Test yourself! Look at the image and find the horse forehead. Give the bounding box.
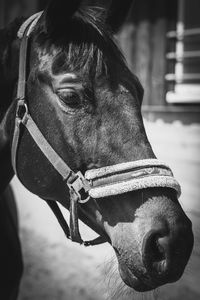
[33,46,133,96]
[35,47,57,72]
[34,47,86,79]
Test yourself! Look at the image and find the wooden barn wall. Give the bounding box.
[117,0,177,106]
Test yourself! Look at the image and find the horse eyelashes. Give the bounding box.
[83,87,94,104]
[57,89,82,108]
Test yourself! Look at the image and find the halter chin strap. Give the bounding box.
[12,14,181,247]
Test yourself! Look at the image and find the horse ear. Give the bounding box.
[44,0,82,34]
[106,0,133,33]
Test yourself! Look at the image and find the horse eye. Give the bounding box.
[57,90,81,107]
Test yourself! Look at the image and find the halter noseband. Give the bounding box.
[12,13,181,246]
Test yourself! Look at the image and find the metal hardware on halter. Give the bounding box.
[65,171,91,204]
[15,99,28,124]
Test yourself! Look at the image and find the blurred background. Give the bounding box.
[1,0,200,299]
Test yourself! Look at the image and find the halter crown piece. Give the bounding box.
[12,13,181,246]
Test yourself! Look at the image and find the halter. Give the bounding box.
[12,13,181,246]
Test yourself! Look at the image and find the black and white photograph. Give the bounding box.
[0,0,199,299]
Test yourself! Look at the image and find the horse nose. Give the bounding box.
[142,218,193,283]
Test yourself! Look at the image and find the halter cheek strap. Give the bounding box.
[12,12,106,246]
[12,13,181,247]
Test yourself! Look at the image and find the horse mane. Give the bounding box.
[0,17,25,71]
[33,7,144,100]
[0,17,26,121]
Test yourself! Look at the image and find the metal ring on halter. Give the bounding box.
[16,99,28,124]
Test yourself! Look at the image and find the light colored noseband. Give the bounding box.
[12,13,181,246]
[86,160,181,198]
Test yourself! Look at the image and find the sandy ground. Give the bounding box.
[11,119,200,300]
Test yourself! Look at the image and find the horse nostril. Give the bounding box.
[142,223,193,284]
[152,236,170,275]
[142,230,170,278]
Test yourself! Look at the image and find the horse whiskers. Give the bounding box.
[108,282,127,300]
[95,243,158,300]
[100,255,150,300]
[100,256,136,300]
[104,261,158,300]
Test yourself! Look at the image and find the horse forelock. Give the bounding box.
[32,6,143,100]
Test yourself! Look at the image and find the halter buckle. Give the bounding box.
[67,171,91,204]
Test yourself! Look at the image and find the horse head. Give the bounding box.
[5,0,193,292]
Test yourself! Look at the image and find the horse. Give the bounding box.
[0,0,194,299]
